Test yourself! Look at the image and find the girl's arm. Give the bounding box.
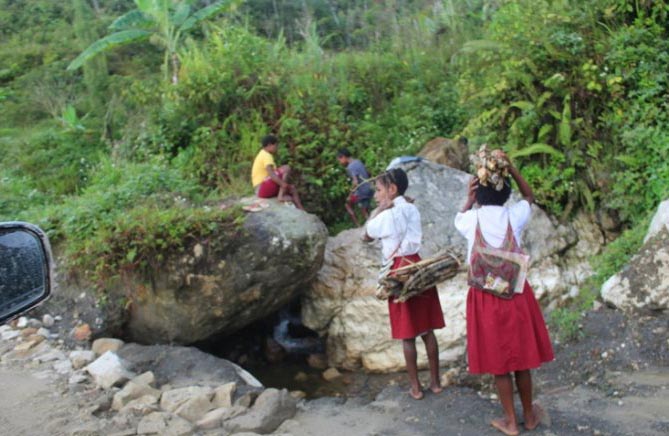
[508,165,534,204]
[461,177,478,212]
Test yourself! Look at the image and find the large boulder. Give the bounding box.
[118,199,328,344]
[601,199,669,311]
[418,137,469,171]
[302,160,601,372]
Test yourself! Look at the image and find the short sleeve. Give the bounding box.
[509,200,531,233]
[263,152,275,169]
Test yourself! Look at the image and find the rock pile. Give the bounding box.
[0,314,300,435]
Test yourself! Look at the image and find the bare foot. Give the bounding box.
[429,383,443,394]
[408,387,424,400]
[524,403,550,430]
[490,417,519,436]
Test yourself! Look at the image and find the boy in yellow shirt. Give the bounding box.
[251,135,304,210]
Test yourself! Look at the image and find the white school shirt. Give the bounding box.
[366,196,422,261]
[454,200,532,264]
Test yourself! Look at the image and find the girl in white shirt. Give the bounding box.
[455,150,553,436]
[366,168,445,400]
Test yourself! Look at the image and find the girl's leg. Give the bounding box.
[402,338,423,399]
[515,370,542,430]
[420,330,442,393]
[491,373,519,436]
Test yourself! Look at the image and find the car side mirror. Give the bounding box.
[0,222,53,324]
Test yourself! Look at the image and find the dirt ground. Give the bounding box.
[0,306,667,436]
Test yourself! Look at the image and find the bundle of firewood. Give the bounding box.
[377,249,463,302]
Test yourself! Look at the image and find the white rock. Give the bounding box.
[212,382,237,408]
[85,351,135,389]
[34,349,67,363]
[160,386,213,415]
[644,199,669,243]
[1,330,20,341]
[16,317,29,328]
[42,314,55,327]
[196,406,245,430]
[69,372,89,384]
[137,412,193,435]
[112,380,161,411]
[92,338,125,356]
[131,371,156,387]
[173,395,214,422]
[36,327,50,338]
[224,388,297,434]
[0,325,12,334]
[54,359,73,375]
[119,394,159,416]
[69,350,97,369]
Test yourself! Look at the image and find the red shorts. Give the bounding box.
[257,168,285,198]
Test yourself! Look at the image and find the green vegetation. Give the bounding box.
[1,1,668,301]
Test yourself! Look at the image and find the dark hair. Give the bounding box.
[261,135,278,148]
[378,168,409,196]
[337,148,351,158]
[475,178,511,206]
[458,136,468,146]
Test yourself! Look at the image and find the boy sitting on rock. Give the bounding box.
[251,135,304,210]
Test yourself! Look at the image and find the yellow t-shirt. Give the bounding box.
[251,149,276,187]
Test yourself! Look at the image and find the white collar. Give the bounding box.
[393,196,407,206]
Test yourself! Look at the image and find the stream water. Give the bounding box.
[195,299,405,399]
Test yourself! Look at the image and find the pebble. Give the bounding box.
[37,328,51,338]
[16,317,29,328]
[601,351,608,359]
[42,314,55,327]
[322,367,342,382]
[1,330,20,341]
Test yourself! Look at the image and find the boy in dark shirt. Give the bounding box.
[337,148,374,226]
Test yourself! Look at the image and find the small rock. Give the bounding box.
[71,324,92,341]
[1,330,20,341]
[112,380,161,411]
[34,349,67,363]
[36,327,50,338]
[131,371,156,387]
[306,353,328,370]
[42,314,55,327]
[294,372,308,383]
[601,351,608,359]
[160,386,213,419]
[70,350,97,369]
[195,406,245,430]
[322,367,341,382]
[86,351,135,389]
[54,315,63,322]
[14,339,41,352]
[92,338,125,356]
[21,327,38,337]
[16,317,29,328]
[69,372,89,385]
[234,391,259,408]
[225,388,297,434]
[27,318,42,328]
[54,359,74,375]
[119,394,160,416]
[440,368,460,387]
[290,390,307,400]
[137,412,193,435]
[212,382,236,408]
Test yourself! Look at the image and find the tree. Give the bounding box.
[67,0,240,83]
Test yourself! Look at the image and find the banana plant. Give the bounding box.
[67,0,241,84]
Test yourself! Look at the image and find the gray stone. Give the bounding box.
[160,386,213,415]
[16,317,28,328]
[196,406,245,430]
[69,371,89,385]
[119,394,159,416]
[225,388,297,434]
[118,199,328,344]
[1,330,20,341]
[137,412,193,435]
[42,314,55,327]
[86,351,135,389]
[69,350,97,369]
[54,359,73,374]
[113,380,161,411]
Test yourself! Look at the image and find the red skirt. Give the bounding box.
[388,254,446,339]
[466,281,554,375]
